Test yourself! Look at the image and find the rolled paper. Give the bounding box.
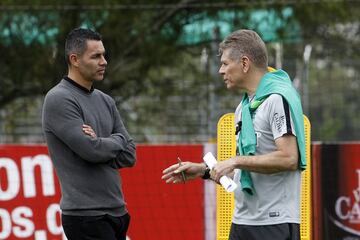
[203,152,237,193]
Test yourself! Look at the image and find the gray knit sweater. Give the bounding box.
[42,78,136,216]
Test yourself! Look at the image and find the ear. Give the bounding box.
[69,53,80,67]
[240,56,251,73]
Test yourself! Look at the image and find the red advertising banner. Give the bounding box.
[122,144,205,240]
[314,143,360,239]
[0,145,63,240]
[0,144,204,240]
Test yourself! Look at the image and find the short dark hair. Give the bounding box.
[219,29,268,69]
[65,28,102,65]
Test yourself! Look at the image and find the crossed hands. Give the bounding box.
[82,124,97,138]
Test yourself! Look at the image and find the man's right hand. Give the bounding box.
[161,162,206,184]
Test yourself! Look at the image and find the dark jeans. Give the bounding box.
[62,213,130,240]
[229,223,300,240]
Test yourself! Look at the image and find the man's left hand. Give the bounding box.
[82,124,97,138]
[211,158,236,182]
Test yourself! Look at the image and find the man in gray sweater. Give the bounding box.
[42,28,136,240]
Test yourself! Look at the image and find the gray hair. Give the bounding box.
[219,29,268,69]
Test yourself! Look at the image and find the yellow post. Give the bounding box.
[216,113,236,240]
[216,113,312,240]
[300,115,312,240]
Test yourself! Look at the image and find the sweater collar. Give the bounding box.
[64,76,94,93]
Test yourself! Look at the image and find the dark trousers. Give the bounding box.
[229,223,300,240]
[62,213,130,240]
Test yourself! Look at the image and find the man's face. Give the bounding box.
[218,48,244,90]
[77,40,107,82]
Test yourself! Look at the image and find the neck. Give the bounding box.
[244,68,267,95]
[68,70,93,90]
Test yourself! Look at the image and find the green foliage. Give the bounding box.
[0,0,359,142]
[0,2,186,106]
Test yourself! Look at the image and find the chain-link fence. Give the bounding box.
[0,37,359,144]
